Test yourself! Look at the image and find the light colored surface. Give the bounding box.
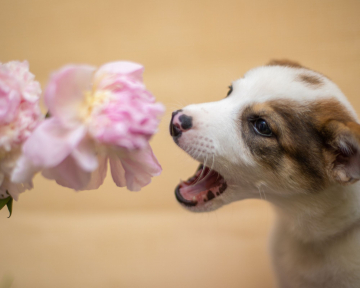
[1,203,274,288]
[0,0,360,287]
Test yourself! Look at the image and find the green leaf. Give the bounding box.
[0,195,13,218]
[6,197,13,218]
[0,197,10,210]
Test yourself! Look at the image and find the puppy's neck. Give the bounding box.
[268,183,360,243]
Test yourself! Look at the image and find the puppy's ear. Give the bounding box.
[267,59,303,68]
[324,121,360,184]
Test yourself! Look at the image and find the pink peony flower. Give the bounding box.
[0,61,43,200]
[12,61,165,191]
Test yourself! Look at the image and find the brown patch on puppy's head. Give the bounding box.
[240,98,359,193]
[298,74,324,88]
[267,59,303,68]
[267,59,329,81]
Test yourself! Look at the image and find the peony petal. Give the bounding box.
[132,143,162,176]
[0,180,33,201]
[120,144,162,191]
[109,156,126,187]
[0,89,21,124]
[71,137,98,172]
[120,159,150,191]
[42,155,91,190]
[85,156,108,190]
[45,64,95,126]
[22,118,86,167]
[11,154,41,184]
[95,61,144,83]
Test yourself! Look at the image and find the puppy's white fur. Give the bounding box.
[174,62,360,287]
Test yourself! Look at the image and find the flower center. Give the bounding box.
[80,90,112,122]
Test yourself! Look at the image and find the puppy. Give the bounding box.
[170,60,360,288]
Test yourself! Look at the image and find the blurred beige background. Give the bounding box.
[1,0,360,287]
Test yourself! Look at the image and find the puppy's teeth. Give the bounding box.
[192,196,196,201]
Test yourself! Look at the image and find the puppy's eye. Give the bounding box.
[253,119,272,136]
[226,85,233,97]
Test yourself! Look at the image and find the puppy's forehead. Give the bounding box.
[232,65,356,118]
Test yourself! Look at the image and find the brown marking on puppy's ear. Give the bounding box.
[267,59,303,68]
[323,121,360,184]
[298,74,323,87]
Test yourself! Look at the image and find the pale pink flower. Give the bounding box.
[0,61,42,200]
[12,61,164,191]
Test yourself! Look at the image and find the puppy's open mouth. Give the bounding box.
[175,165,227,207]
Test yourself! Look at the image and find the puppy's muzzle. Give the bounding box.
[169,110,193,139]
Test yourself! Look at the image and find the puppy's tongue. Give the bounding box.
[175,165,227,206]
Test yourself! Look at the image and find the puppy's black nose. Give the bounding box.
[179,114,192,130]
[170,110,193,138]
[170,110,182,137]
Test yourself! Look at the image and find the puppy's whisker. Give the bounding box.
[210,154,215,172]
[166,101,187,111]
[192,154,218,186]
[190,155,208,186]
